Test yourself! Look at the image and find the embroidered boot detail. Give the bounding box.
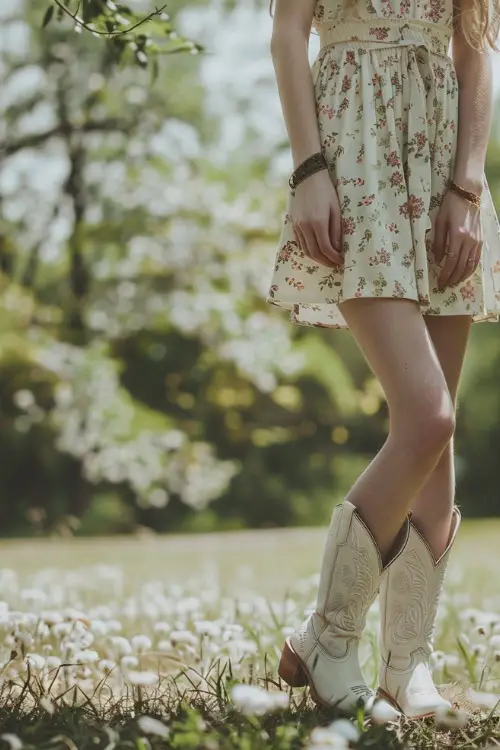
[378,507,461,718]
[278,500,409,716]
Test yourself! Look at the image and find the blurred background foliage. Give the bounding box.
[1,0,500,538]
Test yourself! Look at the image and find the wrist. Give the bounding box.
[452,169,485,196]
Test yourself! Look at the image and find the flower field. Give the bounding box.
[1,522,500,749]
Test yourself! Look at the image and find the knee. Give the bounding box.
[395,392,455,459]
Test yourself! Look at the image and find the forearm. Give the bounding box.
[452,46,493,194]
[270,32,322,169]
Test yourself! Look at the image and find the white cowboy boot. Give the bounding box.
[278,500,409,715]
[378,507,461,718]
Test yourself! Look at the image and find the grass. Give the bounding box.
[0,519,500,749]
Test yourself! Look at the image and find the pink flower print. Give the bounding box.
[318,103,335,120]
[394,280,406,297]
[268,284,278,298]
[355,177,365,186]
[371,72,383,88]
[388,222,398,232]
[278,241,296,263]
[369,247,391,266]
[386,151,400,167]
[345,50,356,66]
[358,194,376,207]
[415,131,427,151]
[338,97,350,115]
[434,66,445,85]
[369,26,390,41]
[400,194,425,220]
[342,216,356,235]
[285,277,305,291]
[341,75,352,93]
[356,145,365,164]
[390,172,404,187]
[460,281,476,300]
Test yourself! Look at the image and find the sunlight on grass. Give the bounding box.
[0,520,499,748]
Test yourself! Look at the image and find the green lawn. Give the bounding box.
[1,519,500,750]
[1,517,499,597]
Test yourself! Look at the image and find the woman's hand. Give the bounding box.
[292,170,344,269]
[433,189,483,290]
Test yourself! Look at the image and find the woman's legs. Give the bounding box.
[338,298,456,560]
[410,315,472,558]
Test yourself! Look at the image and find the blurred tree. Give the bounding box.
[1,0,499,536]
[0,0,364,535]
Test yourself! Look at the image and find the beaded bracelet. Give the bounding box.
[448,179,482,209]
[289,152,328,192]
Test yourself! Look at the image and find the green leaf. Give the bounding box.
[42,5,55,27]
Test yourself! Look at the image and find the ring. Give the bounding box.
[445,253,458,259]
[466,258,475,264]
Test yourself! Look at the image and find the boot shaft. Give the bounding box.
[379,507,461,666]
[317,501,409,638]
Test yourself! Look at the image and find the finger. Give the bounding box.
[438,233,462,290]
[293,224,311,257]
[433,214,448,264]
[329,205,343,253]
[447,239,471,287]
[303,224,338,268]
[314,221,343,267]
[459,242,482,283]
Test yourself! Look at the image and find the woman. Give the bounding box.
[267,0,500,719]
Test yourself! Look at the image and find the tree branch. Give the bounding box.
[52,1,168,37]
[1,118,135,157]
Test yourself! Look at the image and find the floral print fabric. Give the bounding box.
[266,0,500,329]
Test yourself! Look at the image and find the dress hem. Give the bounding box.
[266,294,500,330]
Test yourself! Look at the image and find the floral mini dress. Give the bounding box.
[266,0,500,328]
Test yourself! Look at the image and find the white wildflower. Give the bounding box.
[468,689,500,710]
[231,684,288,716]
[170,630,198,647]
[434,705,469,730]
[137,716,170,739]
[327,718,361,741]
[125,670,159,686]
[0,735,23,750]
[99,659,117,673]
[74,649,99,663]
[39,696,55,715]
[193,620,221,637]
[131,635,152,652]
[110,636,132,656]
[308,726,348,749]
[25,654,45,670]
[121,655,139,669]
[45,656,62,670]
[153,621,171,634]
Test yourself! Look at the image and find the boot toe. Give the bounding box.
[401,689,452,719]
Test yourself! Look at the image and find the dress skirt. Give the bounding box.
[266,19,500,329]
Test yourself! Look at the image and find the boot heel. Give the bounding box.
[278,640,307,688]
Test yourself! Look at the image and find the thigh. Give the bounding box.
[339,298,450,419]
[423,315,472,405]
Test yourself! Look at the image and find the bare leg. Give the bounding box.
[339,298,455,561]
[410,315,472,559]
